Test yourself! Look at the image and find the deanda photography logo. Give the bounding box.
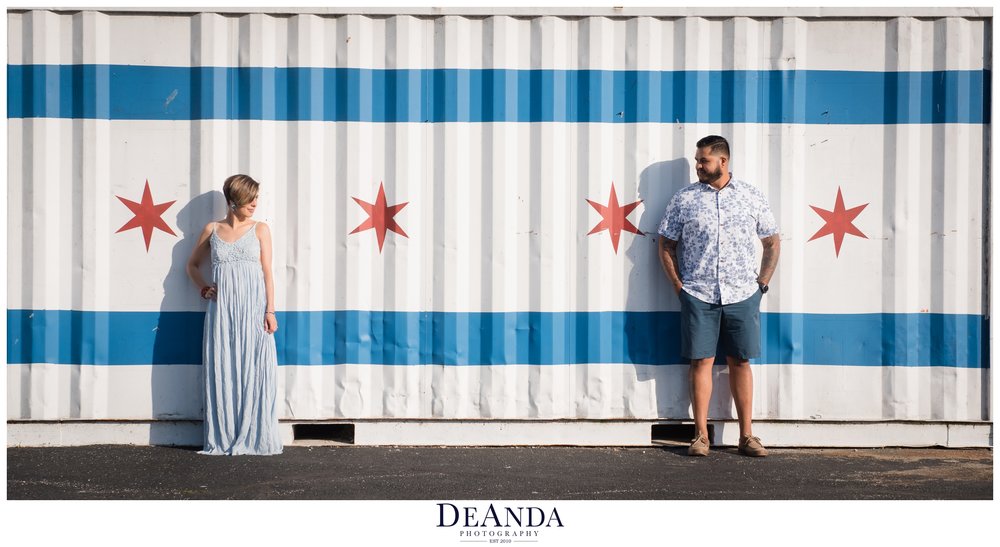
[436,502,565,543]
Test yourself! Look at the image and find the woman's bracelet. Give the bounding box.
[265,311,276,316]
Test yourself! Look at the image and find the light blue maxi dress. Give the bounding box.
[199,222,283,456]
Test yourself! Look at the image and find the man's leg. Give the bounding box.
[690,357,715,441]
[720,290,768,456]
[726,356,753,438]
[679,290,720,454]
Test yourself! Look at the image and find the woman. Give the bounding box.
[186,174,283,455]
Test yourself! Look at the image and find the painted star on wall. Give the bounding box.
[350,181,409,252]
[808,186,868,257]
[586,182,643,254]
[115,180,177,251]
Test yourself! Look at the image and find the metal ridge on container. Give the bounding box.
[5,6,994,17]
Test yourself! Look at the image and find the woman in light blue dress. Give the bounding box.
[186,174,283,455]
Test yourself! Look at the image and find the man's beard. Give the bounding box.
[697,166,723,184]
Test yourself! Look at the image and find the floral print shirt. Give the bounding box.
[657,176,779,305]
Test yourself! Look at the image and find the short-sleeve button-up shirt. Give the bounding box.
[657,175,779,305]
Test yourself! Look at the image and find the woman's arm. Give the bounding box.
[257,222,278,334]
[187,223,216,299]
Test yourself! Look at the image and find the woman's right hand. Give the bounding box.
[201,284,218,301]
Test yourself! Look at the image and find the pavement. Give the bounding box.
[6,443,993,500]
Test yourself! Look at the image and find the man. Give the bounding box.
[657,135,780,457]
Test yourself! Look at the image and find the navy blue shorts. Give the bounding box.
[679,288,762,360]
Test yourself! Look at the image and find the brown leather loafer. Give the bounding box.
[738,435,769,457]
[688,433,710,456]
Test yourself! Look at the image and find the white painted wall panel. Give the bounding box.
[7,364,990,422]
[7,13,987,72]
[6,120,986,315]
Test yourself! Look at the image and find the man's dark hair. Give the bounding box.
[696,135,730,158]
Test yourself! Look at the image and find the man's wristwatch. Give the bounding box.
[758,282,769,294]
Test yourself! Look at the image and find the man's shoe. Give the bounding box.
[687,433,710,456]
[738,435,769,457]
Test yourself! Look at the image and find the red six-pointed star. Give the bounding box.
[586,182,643,254]
[350,181,409,252]
[115,180,177,251]
[808,186,868,257]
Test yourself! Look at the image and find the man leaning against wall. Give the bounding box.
[657,135,781,457]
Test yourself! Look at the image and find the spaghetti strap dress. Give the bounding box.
[199,222,283,455]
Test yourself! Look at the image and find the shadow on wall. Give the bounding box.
[624,158,690,419]
[150,191,225,439]
[625,157,745,422]
[148,421,203,447]
[625,157,740,421]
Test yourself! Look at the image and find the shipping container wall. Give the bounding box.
[7,11,990,424]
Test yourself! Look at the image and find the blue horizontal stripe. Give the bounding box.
[7,65,989,124]
[6,309,987,368]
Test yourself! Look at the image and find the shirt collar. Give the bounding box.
[699,173,739,192]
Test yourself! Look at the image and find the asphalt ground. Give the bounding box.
[6,444,993,500]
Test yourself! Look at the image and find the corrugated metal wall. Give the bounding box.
[7,10,990,426]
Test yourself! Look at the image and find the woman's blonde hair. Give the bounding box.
[222,174,260,208]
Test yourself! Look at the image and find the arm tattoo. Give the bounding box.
[658,236,683,291]
[758,234,780,285]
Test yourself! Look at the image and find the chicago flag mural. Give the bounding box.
[7,11,989,438]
